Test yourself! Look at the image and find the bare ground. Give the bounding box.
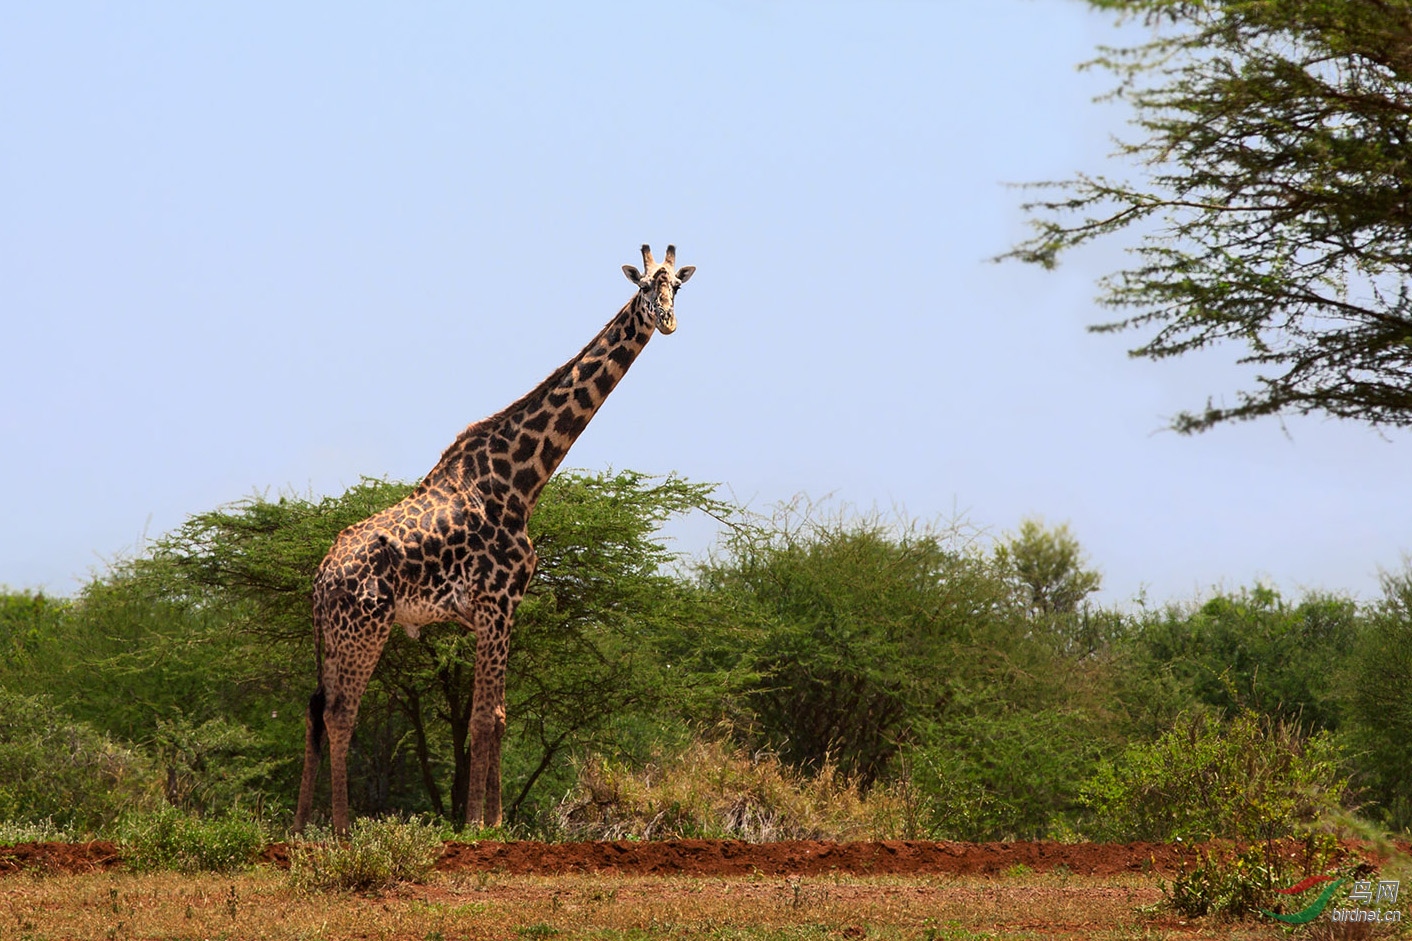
[2,841,1408,940]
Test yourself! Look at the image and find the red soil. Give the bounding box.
[0,841,120,875]
[432,839,1191,877]
[8,837,1407,878]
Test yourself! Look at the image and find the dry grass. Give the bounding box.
[0,866,1333,940]
[554,738,911,842]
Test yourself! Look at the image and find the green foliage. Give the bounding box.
[1009,0,1412,431]
[0,590,68,690]
[6,471,1407,844]
[703,503,1034,787]
[919,705,1109,840]
[0,688,151,832]
[1164,832,1345,922]
[699,501,1119,840]
[116,805,267,872]
[996,518,1102,617]
[1344,563,1412,830]
[288,816,443,893]
[153,714,282,814]
[0,564,299,822]
[1116,586,1357,736]
[1083,710,1348,842]
[58,567,308,818]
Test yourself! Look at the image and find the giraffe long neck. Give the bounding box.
[428,295,656,513]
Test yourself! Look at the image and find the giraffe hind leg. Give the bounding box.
[483,728,504,827]
[320,643,387,837]
[326,705,353,837]
[293,686,327,833]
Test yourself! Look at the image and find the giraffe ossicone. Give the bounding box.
[293,244,695,835]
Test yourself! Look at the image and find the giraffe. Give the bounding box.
[292,244,695,835]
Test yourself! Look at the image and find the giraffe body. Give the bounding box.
[293,245,694,834]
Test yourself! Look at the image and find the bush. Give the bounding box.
[288,816,444,893]
[1159,832,1382,925]
[702,504,1034,788]
[117,805,267,872]
[1345,564,1412,832]
[1164,834,1343,922]
[152,714,281,816]
[1082,710,1348,843]
[1166,845,1281,921]
[1116,587,1358,737]
[0,689,150,832]
[914,705,1106,841]
[0,817,76,846]
[553,737,908,841]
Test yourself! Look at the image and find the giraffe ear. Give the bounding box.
[676,266,695,284]
[622,265,644,285]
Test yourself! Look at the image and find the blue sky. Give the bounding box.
[3,1,1408,605]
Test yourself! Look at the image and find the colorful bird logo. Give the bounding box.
[1261,875,1343,925]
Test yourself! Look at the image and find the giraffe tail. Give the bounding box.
[309,598,327,751]
[307,685,327,752]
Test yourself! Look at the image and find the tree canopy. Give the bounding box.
[6,476,1412,834]
[1008,0,1412,432]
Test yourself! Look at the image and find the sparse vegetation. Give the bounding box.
[0,816,75,845]
[116,805,267,873]
[0,866,1300,940]
[287,816,444,893]
[553,737,907,841]
[1163,834,1344,922]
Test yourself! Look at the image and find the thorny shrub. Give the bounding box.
[117,805,267,873]
[288,816,444,893]
[553,737,909,841]
[1162,832,1381,924]
[1082,709,1347,843]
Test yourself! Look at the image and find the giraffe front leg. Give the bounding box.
[464,615,509,829]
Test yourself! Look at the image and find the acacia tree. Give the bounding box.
[997,518,1102,617]
[1346,565,1412,829]
[105,470,729,824]
[1008,0,1412,432]
[701,503,1036,787]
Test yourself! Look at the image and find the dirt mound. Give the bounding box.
[432,839,1191,877]
[0,841,120,875]
[10,838,1409,878]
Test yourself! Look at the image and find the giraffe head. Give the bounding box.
[622,244,695,335]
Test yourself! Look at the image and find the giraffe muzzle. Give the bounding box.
[649,296,677,335]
